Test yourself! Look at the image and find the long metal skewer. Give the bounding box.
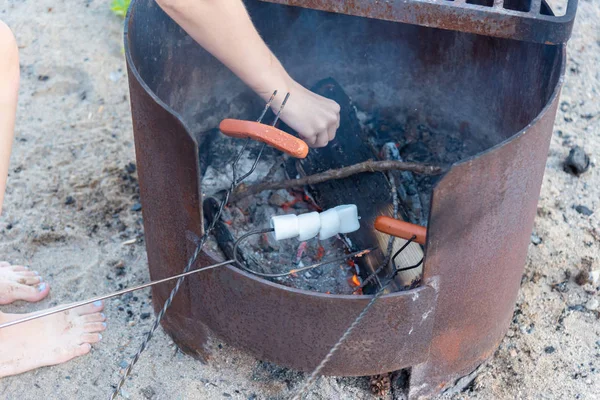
[0,245,375,331]
[0,260,235,330]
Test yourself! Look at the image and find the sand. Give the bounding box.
[1,0,599,399]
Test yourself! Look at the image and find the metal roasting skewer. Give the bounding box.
[0,247,375,331]
[0,260,235,330]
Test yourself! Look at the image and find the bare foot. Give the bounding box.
[0,300,106,377]
[0,261,49,304]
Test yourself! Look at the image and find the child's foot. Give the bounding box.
[0,300,107,377]
[0,261,49,304]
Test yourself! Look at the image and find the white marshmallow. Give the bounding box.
[319,208,341,240]
[334,205,360,233]
[297,211,321,241]
[270,214,299,241]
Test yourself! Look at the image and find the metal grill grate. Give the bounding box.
[260,0,577,44]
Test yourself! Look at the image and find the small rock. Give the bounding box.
[575,270,591,286]
[109,70,122,82]
[38,75,50,81]
[585,298,599,311]
[125,162,137,174]
[551,280,569,293]
[131,202,142,212]
[575,205,593,216]
[223,394,232,398]
[531,233,542,245]
[544,346,556,354]
[65,196,75,205]
[140,386,156,399]
[509,349,518,358]
[140,312,151,320]
[119,360,129,369]
[590,270,600,287]
[563,146,590,176]
[120,389,130,399]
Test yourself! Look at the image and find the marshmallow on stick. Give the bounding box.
[270,205,360,242]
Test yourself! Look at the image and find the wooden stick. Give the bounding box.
[231,159,445,201]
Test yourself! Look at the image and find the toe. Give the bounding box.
[77,343,92,356]
[84,322,107,333]
[0,282,49,304]
[0,261,10,267]
[82,313,106,323]
[81,332,103,344]
[10,265,28,272]
[75,300,104,316]
[18,271,38,277]
[18,276,42,285]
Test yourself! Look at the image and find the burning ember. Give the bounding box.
[199,78,462,295]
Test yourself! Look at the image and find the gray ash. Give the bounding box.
[200,131,360,295]
[200,105,473,294]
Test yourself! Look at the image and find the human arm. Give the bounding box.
[154,0,340,147]
[0,21,20,214]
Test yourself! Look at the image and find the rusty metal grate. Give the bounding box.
[260,0,578,44]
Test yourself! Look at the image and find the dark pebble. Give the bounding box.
[563,146,590,176]
[544,346,556,354]
[575,205,593,216]
[65,196,75,205]
[125,162,137,174]
[140,312,151,320]
[531,233,542,245]
[568,304,586,312]
[131,203,142,212]
[223,394,232,398]
[38,75,50,81]
[248,395,257,400]
[575,270,590,286]
[551,280,569,293]
[141,386,156,399]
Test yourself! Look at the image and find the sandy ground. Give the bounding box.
[1,0,599,399]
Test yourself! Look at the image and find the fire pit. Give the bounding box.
[125,0,570,397]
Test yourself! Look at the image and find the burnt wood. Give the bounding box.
[285,78,402,292]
